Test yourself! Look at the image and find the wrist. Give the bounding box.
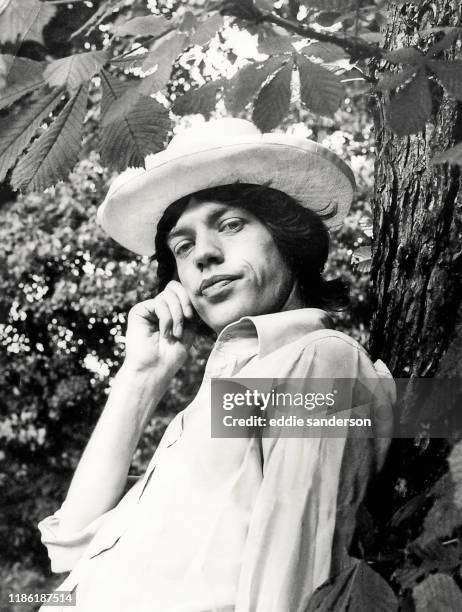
[106,364,173,424]
[120,359,174,381]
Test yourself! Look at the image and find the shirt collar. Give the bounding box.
[215,308,333,358]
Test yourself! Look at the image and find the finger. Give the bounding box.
[166,280,194,319]
[128,298,159,324]
[152,297,172,338]
[127,300,161,340]
[162,289,185,339]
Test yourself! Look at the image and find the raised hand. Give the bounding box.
[123,280,197,376]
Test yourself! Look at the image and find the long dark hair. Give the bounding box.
[153,183,349,316]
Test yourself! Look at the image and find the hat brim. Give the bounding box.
[97,133,355,256]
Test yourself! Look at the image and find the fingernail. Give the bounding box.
[175,323,182,338]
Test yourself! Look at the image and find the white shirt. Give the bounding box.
[38,308,395,612]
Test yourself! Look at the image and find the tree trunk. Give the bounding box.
[361,0,462,569]
[369,0,462,379]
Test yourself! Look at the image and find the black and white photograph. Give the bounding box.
[1,1,462,611]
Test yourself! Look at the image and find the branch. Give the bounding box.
[70,0,126,40]
[110,40,152,63]
[343,65,377,85]
[260,10,383,61]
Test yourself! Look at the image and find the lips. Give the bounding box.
[199,274,239,295]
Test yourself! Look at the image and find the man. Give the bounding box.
[38,118,394,611]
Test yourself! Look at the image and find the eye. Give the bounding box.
[173,240,193,257]
[219,218,245,233]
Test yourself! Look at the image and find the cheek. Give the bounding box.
[244,233,287,278]
[235,228,274,261]
[175,262,195,295]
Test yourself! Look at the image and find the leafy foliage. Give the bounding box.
[113,14,171,38]
[392,540,460,591]
[183,13,224,46]
[298,0,353,10]
[139,32,188,90]
[413,474,462,546]
[0,55,44,110]
[429,60,462,101]
[375,67,417,93]
[385,47,425,65]
[297,53,344,116]
[43,51,108,93]
[351,245,372,273]
[0,88,64,183]
[305,559,398,611]
[387,71,432,137]
[224,56,287,113]
[252,59,293,130]
[257,26,295,55]
[11,84,89,191]
[302,41,348,63]
[99,70,170,170]
[0,0,461,192]
[172,78,224,119]
[413,573,462,611]
[449,441,462,509]
[0,0,56,46]
[433,142,462,166]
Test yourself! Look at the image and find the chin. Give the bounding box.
[205,301,261,333]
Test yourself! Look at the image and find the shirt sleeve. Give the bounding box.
[234,335,394,612]
[37,474,142,573]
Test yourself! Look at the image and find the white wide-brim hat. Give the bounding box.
[97,118,355,256]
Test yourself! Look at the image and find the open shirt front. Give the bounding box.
[38,308,395,612]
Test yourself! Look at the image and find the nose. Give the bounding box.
[193,231,224,271]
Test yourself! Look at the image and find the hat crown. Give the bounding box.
[167,118,261,154]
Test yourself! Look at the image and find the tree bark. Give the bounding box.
[369,0,462,380]
[361,0,462,571]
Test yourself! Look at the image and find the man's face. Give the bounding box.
[166,198,295,333]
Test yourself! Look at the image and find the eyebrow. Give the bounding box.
[167,204,242,242]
